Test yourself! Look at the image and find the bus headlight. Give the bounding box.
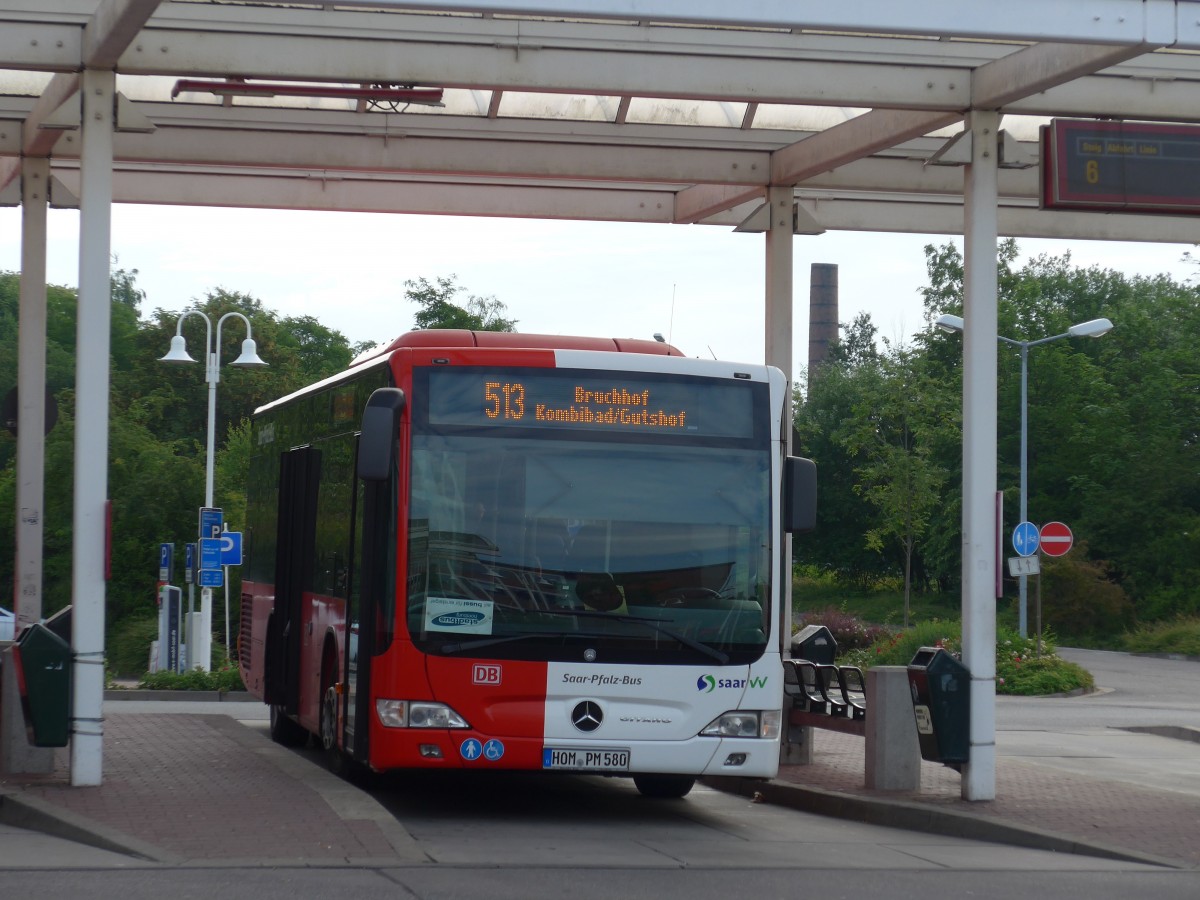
[700,710,781,739]
[376,699,470,729]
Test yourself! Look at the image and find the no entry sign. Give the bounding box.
[1039,521,1074,557]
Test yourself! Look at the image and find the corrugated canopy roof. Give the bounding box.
[4,1,1200,241]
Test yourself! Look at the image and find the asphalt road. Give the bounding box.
[995,647,1200,796]
[5,649,1197,898]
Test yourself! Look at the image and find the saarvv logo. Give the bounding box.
[697,674,769,691]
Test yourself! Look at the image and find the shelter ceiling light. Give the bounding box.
[171,79,445,107]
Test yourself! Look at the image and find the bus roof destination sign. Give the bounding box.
[1041,119,1200,215]
[425,368,760,440]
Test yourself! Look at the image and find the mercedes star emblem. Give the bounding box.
[571,700,603,732]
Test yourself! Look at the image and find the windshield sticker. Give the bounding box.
[425,597,495,634]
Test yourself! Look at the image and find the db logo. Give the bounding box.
[472,664,502,685]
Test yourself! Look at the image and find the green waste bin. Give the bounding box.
[790,624,837,664]
[15,622,72,747]
[906,646,970,768]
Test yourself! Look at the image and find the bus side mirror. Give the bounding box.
[783,456,817,533]
[357,388,406,482]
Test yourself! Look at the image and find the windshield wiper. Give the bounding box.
[440,633,560,655]
[441,608,728,665]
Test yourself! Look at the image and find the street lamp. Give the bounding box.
[935,313,1112,637]
[160,310,267,670]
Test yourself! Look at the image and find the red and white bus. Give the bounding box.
[239,330,815,797]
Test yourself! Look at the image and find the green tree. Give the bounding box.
[794,314,894,587]
[919,239,1200,628]
[406,275,517,332]
[838,343,955,626]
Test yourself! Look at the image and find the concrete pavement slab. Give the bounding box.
[0,822,147,869]
[1,713,427,866]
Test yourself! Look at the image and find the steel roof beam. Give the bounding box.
[0,1,161,192]
[42,161,1200,243]
[971,41,1166,108]
[770,109,961,186]
[47,125,770,186]
[51,167,681,222]
[87,0,163,69]
[333,0,1179,45]
[122,30,971,109]
[51,7,1189,115]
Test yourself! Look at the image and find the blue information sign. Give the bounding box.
[198,568,224,588]
[219,532,243,566]
[200,537,223,570]
[158,542,173,583]
[199,507,223,540]
[1012,521,1040,557]
[184,543,195,584]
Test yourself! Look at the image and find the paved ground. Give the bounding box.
[0,712,423,867]
[1,653,1198,870]
[740,726,1200,868]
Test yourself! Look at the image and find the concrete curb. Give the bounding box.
[1133,652,1200,663]
[1120,724,1200,744]
[1,716,429,867]
[103,690,256,702]
[703,776,1183,870]
[0,789,176,864]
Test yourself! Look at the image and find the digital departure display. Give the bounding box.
[425,368,758,439]
[1041,119,1200,215]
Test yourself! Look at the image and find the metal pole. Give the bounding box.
[1018,343,1029,638]
[961,109,999,802]
[16,157,49,633]
[1035,573,1043,659]
[764,185,794,657]
[196,337,219,672]
[70,68,115,787]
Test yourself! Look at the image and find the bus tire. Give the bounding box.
[321,684,342,769]
[269,704,307,747]
[632,774,696,799]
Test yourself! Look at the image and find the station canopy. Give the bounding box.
[4,1,1200,241]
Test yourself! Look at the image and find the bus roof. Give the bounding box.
[350,329,682,367]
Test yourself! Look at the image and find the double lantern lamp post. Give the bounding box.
[160,310,267,671]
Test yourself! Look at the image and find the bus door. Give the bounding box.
[265,445,321,716]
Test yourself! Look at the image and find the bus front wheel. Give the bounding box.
[269,704,307,747]
[633,774,696,799]
[320,683,349,777]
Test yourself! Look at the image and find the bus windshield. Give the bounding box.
[406,369,772,665]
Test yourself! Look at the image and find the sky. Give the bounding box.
[1,203,1196,380]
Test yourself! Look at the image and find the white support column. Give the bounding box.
[16,157,49,632]
[70,68,116,787]
[764,186,794,385]
[960,110,999,802]
[2,157,57,776]
[765,186,794,663]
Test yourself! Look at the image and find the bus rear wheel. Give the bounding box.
[633,774,696,799]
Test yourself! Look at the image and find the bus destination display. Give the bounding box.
[426,368,757,439]
[1041,119,1200,215]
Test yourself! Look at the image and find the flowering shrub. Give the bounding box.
[844,621,1093,696]
[794,606,892,652]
